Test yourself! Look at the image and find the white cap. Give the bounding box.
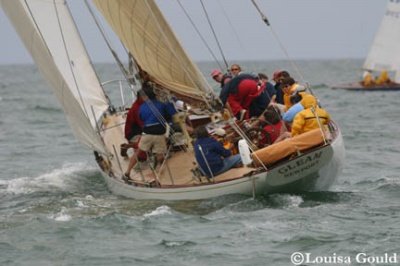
[214,128,226,136]
[175,100,185,110]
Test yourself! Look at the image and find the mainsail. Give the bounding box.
[92,0,214,102]
[1,0,109,153]
[363,0,400,83]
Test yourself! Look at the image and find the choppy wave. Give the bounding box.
[143,205,172,217]
[48,207,72,222]
[0,162,97,195]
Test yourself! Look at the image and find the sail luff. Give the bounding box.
[1,0,109,153]
[91,0,215,102]
[363,0,400,83]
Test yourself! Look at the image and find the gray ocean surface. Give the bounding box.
[0,60,399,266]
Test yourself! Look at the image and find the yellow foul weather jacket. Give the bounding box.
[291,94,330,137]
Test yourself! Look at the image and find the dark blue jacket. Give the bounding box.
[274,82,284,104]
[249,82,277,117]
[194,137,231,177]
[140,99,177,134]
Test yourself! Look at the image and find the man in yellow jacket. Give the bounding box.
[375,70,390,85]
[281,76,304,111]
[291,94,330,137]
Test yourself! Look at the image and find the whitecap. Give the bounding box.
[76,200,87,208]
[287,195,304,207]
[3,162,96,195]
[143,205,171,217]
[48,207,72,222]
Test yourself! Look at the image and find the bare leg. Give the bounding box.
[124,151,138,178]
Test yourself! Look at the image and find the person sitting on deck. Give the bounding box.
[375,70,391,85]
[291,93,330,137]
[280,76,304,111]
[282,89,310,127]
[362,70,375,86]
[194,125,242,179]
[124,85,177,180]
[259,106,290,146]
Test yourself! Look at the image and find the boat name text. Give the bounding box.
[278,152,322,178]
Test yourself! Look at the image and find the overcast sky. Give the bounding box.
[0,0,387,65]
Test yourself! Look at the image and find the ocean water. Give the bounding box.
[1,60,400,266]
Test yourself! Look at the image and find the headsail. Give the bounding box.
[1,0,109,153]
[91,0,214,102]
[363,0,400,83]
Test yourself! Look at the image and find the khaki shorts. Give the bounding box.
[139,134,167,154]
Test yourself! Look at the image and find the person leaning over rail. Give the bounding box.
[291,93,330,137]
[194,125,242,180]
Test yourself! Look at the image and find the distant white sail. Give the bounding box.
[363,0,400,83]
[1,0,109,153]
[92,0,214,102]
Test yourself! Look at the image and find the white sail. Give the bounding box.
[91,0,214,102]
[0,0,109,153]
[363,0,400,83]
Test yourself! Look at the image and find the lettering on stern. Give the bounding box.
[277,151,322,178]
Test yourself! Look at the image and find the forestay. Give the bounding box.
[92,0,214,102]
[363,0,400,83]
[0,0,109,154]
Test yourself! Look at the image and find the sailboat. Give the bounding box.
[332,0,400,91]
[1,0,345,200]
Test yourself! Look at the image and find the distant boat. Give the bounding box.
[1,0,344,200]
[332,0,400,91]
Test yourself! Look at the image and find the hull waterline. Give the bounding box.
[100,130,344,201]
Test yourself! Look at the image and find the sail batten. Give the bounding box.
[363,0,400,83]
[1,0,109,153]
[92,0,214,102]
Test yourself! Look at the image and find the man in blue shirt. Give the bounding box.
[194,126,242,179]
[124,86,177,180]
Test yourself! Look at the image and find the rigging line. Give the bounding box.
[250,0,315,96]
[143,1,217,108]
[229,120,268,171]
[176,0,224,70]
[199,0,229,70]
[215,0,246,52]
[84,0,135,88]
[141,93,186,152]
[52,0,91,119]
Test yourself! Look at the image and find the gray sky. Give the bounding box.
[0,0,387,65]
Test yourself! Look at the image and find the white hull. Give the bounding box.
[100,130,344,201]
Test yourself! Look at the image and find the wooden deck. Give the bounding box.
[100,113,256,187]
